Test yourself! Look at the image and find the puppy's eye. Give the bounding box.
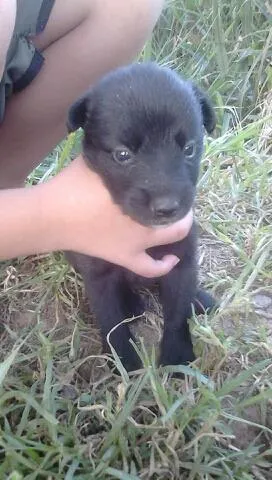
[113,147,134,164]
[184,141,196,158]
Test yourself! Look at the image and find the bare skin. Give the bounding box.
[0,0,164,187]
[0,155,193,277]
[0,0,194,277]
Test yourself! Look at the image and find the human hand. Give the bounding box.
[41,155,194,277]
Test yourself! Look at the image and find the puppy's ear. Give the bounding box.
[67,93,91,133]
[191,84,216,134]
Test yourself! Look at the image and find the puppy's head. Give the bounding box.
[68,63,215,227]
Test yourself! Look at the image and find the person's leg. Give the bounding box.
[0,0,164,188]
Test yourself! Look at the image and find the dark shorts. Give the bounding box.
[0,0,55,123]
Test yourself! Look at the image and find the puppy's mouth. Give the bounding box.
[150,213,185,228]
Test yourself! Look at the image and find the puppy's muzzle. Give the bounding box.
[125,183,194,227]
[150,195,180,220]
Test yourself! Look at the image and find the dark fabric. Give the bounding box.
[0,0,55,123]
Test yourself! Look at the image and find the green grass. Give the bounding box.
[1,0,272,478]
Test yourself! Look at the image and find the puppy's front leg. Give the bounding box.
[159,253,197,367]
[85,267,142,372]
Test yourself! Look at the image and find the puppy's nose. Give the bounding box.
[150,196,180,218]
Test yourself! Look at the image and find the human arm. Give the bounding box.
[0,155,193,277]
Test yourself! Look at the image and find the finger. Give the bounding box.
[128,253,180,278]
[147,209,194,248]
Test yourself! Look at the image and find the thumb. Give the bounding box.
[128,253,180,278]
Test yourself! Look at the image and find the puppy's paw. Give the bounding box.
[159,330,195,367]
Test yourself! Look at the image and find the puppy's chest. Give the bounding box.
[88,224,197,291]
[125,231,196,288]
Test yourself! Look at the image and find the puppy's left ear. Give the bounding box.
[191,84,216,134]
[67,93,91,133]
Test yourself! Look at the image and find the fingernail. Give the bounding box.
[172,257,180,267]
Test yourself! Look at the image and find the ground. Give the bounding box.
[0,1,272,479]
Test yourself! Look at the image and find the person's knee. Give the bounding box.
[88,0,164,53]
[110,0,165,34]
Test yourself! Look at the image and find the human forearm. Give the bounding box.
[0,156,193,277]
[0,184,55,260]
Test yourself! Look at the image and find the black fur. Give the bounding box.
[66,63,217,372]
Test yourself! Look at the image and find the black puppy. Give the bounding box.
[66,63,216,372]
